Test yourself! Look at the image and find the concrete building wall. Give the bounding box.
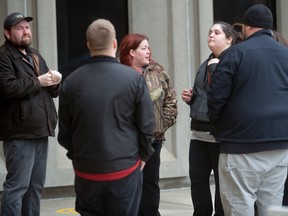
[0,0,287,190]
[127,0,213,187]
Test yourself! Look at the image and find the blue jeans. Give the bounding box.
[1,138,48,216]
[138,141,162,216]
[75,167,143,216]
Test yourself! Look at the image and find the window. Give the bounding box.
[213,0,276,28]
[56,0,128,79]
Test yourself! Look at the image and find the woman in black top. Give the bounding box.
[181,21,236,216]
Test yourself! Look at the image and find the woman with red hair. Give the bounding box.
[119,34,178,216]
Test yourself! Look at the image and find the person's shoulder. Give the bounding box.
[115,62,138,73]
[150,60,165,70]
[63,66,83,82]
[223,41,246,56]
[0,44,7,57]
[0,43,6,51]
[146,60,167,76]
[0,42,16,57]
[109,62,143,80]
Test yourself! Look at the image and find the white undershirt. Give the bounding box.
[191,130,218,143]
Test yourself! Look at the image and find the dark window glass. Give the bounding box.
[56,0,128,80]
[213,0,276,28]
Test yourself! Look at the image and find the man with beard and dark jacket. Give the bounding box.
[57,19,155,215]
[0,12,61,216]
[207,4,288,215]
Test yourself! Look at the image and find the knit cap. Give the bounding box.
[242,4,273,29]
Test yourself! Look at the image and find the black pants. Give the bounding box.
[75,168,142,216]
[283,174,288,206]
[138,141,162,216]
[189,139,224,216]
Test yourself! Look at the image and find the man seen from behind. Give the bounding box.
[57,18,155,216]
[207,4,288,215]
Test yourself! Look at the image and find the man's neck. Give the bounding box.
[90,49,115,58]
[19,48,26,55]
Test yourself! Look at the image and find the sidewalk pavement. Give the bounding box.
[40,187,195,216]
[40,184,288,216]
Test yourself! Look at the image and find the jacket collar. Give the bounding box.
[4,40,40,74]
[245,29,273,41]
[89,55,119,63]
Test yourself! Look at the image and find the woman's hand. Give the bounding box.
[181,88,193,103]
[207,58,219,66]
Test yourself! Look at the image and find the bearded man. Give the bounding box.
[0,12,61,216]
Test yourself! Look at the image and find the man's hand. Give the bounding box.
[140,160,146,171]
[38,72,54,87]
[38,70,62,87]
[49,70,62,85]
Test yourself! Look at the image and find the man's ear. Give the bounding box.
[113,39,117,49]
[4,30,10,40]
[227,36,233,45]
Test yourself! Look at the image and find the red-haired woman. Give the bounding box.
[119,34,178,216]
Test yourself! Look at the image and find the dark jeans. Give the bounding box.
[189,139,224,216]
[1,138,48,216]
[138,141,162,216]
[75,167,142,216]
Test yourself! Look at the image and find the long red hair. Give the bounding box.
[119,34,149,66]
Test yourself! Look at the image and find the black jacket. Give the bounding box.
[0,41,60,140]
[189,54,216,132]
[207,30,288,153]
[58,56,155,174]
